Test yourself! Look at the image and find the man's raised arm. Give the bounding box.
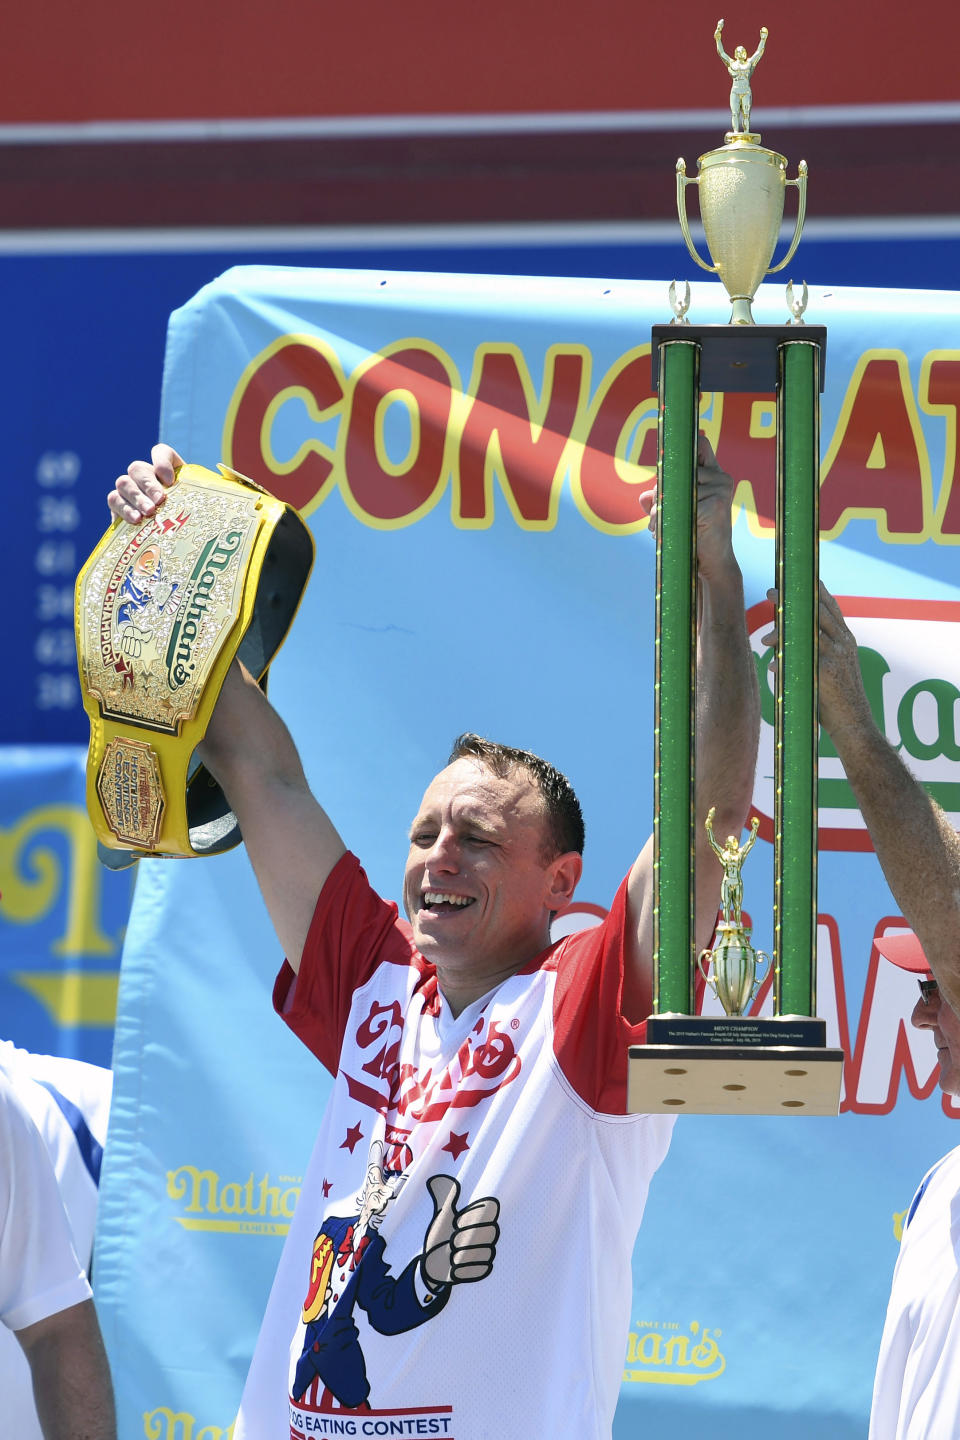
[109,446,345,970]
[625,439,760,1020]
[818,584,960,1014]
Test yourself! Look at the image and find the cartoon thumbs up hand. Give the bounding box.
[120,624,150,658]
[421,1174,500,1293]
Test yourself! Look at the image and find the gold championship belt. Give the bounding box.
[75,463,314,868]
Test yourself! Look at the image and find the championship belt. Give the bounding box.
[75,463,314,868]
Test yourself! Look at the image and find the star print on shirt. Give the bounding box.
[322,1179,333,1197]
[341,1122,364,1154]
[443,1131,470,1160]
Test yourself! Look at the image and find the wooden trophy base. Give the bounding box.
[627,1015,844,1116]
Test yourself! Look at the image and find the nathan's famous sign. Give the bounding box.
[748,598,960,848]
[222,336,960,541]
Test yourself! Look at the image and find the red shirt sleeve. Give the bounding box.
[272,852,420,1076]
[548,874,647,1115]
[550,875,709,1114]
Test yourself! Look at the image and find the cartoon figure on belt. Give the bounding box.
[293,1141,501,1409]
[115,545,179,658]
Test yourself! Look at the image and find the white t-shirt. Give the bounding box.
[0,1070,94,1440]
[236,854,674,1440]
[870,1144,960,1439]
[0,1049,111,1440]
[0,1041,112,1267]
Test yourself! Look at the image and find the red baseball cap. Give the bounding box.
[874,930,931,974]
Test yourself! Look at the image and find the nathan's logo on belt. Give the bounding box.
[164,530,244,690]
[623,1319,726,1386]
[166,1163,301,1236]
[78,485,262,738]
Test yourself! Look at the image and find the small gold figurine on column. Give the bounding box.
[698,808,769,1016]
[706,807,759,928]
[714,18,768,139]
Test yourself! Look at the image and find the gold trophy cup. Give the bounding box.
[676,20,807,325]
[699,925,771,1016]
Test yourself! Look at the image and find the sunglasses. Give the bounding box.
[918,978,939,1004]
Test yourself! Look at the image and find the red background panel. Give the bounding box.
[5,0,954,123]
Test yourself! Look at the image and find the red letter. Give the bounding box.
[577,354,656,530]
[343,348,452,525]
[820,356,928,539]
[227,340,345,511]
[923,356,960,536]
[456,348,584,527]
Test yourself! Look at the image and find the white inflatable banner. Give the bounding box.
[95,269,960,1439]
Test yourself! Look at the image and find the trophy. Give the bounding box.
[675,20,807,326]
[627,23,844,1116]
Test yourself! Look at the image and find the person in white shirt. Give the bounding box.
[863,933,960,1440]
[0,1041,111,1273]
[816,583,960,1440]
[0,1069,115,1440]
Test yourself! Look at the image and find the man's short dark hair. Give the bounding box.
[447,733,585,858]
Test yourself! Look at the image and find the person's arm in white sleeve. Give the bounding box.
[0,1075,115,1439]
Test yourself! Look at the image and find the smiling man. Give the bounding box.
[817,585,960,1440]
[403,736,586,1013]
[108,438,759,1440]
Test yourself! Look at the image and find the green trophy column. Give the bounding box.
[654,340,700,1015]
[775,339,820,1017]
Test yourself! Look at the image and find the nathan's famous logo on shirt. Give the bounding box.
[748,596,960,852]
[343,998,522,1122]
[623,1320,726,1386]
[166,1164,301,1235]
[143,1407,233,1439]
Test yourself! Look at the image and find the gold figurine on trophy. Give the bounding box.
[675,21,807,325]
[706,807,758,929]
[698,808,770,1017]
[714,19,767,139]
